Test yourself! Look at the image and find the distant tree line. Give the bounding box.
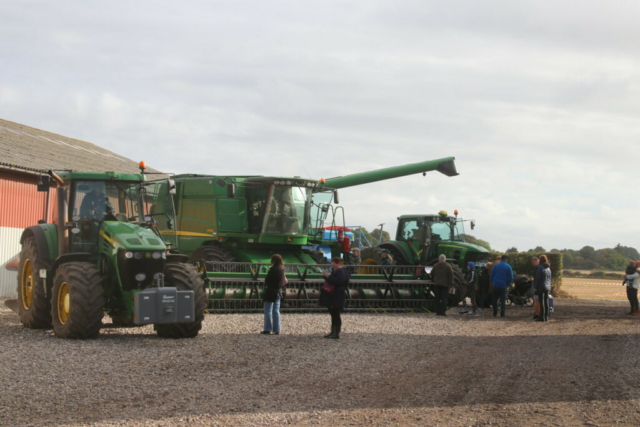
[503,244,638,271]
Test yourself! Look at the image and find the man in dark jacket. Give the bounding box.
[430,254,453,316]
[319,257,350,339]
[533,255,552,322]
[490,255,514,318]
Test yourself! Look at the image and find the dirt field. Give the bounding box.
[562,278,628,300]
[1,298,639,427]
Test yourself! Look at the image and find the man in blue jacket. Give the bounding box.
[490,255,514,318]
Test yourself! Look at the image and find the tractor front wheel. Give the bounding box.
[17,237,52,328]
[154,263,206,339]
[51,262,104,339]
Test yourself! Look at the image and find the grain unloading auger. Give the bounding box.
[170,157,459,312]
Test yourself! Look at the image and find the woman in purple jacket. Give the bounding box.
[319,257,350,339]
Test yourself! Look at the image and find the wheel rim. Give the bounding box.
[57,282,70,324]
[359,259,378,274]
[20,259,34,310]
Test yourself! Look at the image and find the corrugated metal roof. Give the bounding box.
[0,118,161,175]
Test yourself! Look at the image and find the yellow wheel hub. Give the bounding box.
[57,282,70,325]
[20,259,34,310]
[359,259,379,274]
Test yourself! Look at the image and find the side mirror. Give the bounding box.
[471,221,475,230]
[37,175,50,192]
[227,183,235,198]
[333,190,339,204]
[168,179,176,195]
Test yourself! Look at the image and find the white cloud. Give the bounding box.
[1,0,639,252]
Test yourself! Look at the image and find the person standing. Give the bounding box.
[380,249,392,265]
[261,254,286,335]
[477,266,490,309]
[534,255,552,322]
[431,254,453,316]
[624,261,640,315]
[460,261,478,316]
[490,255,514,318]
[350,248,362,266]
[319,257,350,339]
[531,257,541,320]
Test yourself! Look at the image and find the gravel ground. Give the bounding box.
[1,298,639,426]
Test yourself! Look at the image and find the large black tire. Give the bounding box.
[51,262,104,339]
[448,264,466,307]
[190,245,238,271]
[154,263,206,339]
[17,237,52,328]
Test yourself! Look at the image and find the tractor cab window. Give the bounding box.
[262,185,311,235]
[452,219,465,242]
[73,181,143,222]
[398,219,427,242]
[247,187,268,234]
[76,181,115,220]
[429,219,453,242]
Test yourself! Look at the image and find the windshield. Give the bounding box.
[74,180,143,221]
[70,179,177,249]
[262,185,311,234]
[428,218,453,242]
[310,191,334,229]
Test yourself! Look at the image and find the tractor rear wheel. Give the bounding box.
[154,263,206,339]
[17,237,52,328]
[359,247,409,274]
[51,262,104,339]
[448,264,465,307]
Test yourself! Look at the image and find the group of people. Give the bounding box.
[260,254,349,339]
[260,251,640,338]
[430,254,553,321]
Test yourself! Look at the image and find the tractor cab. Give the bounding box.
[394,210,487,268]
[64,175,178,255]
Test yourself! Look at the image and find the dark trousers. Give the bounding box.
[627,286,639,311]
[538,289,550,321]
[478,285,488,308]
[328,307,342,330]
[492,287,507,316]
[433,286,449,315]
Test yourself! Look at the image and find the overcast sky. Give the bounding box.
[2,1,638,252]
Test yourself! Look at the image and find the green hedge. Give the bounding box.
[493,252,564,294]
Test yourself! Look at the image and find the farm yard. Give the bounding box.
[1,297,639,427]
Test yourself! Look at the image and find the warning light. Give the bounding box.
[139,161,146,172]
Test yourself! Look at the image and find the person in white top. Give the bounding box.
[624,261,640,315]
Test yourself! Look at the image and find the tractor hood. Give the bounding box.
[100,222,167,251]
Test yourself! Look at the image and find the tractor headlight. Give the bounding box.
[274,180,280,185]
[135,273,146,282]
[125,251,134,259]
[286,180,292,185]
[133,252,144,260]
[152,252,162,260]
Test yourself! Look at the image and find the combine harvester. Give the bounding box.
[169,157,460,312]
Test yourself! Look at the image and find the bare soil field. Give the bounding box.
[1,298,639,427]
[562,277,628,300]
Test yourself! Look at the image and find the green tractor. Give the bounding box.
[360,210,490,301]
[170,157,460,312]
[13,166,206,339]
